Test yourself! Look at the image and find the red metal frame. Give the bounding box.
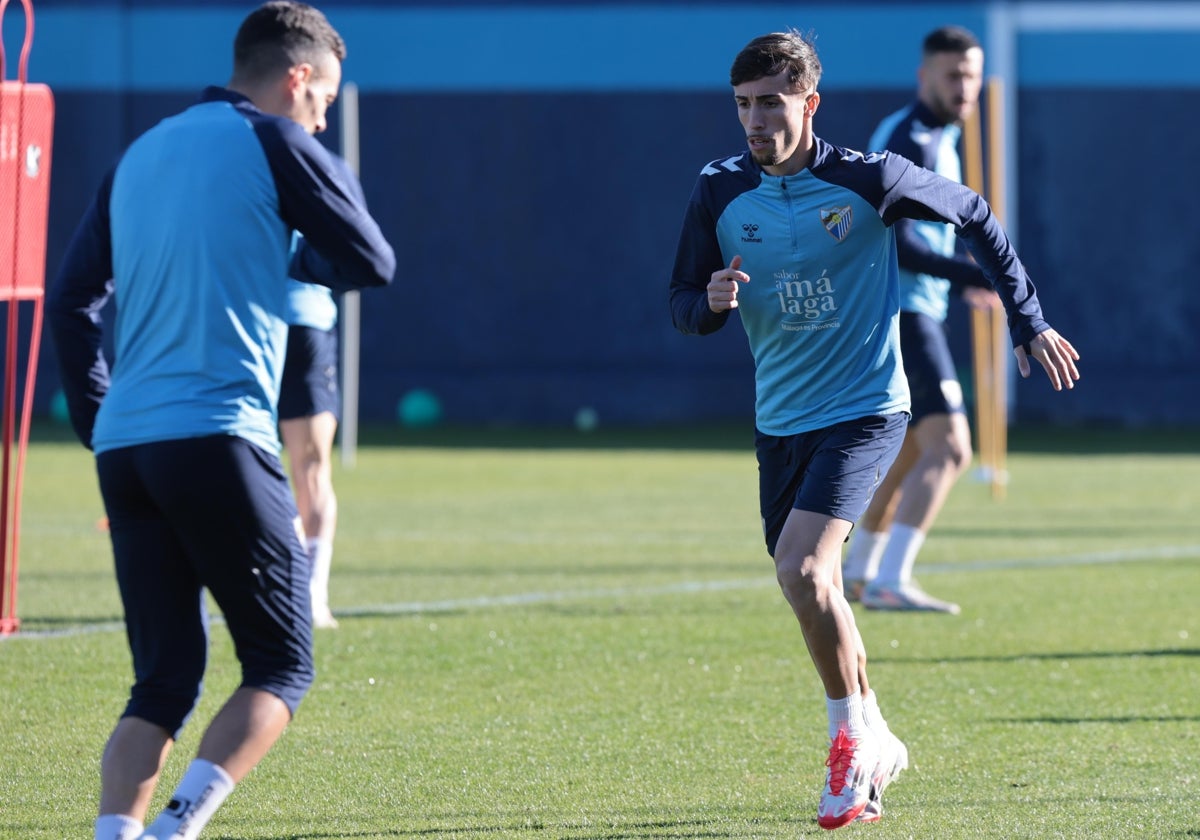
[1,0,54,635]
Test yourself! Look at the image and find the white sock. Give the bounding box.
[307,537,334,611]
[95,814,142,840]
[872,524,925,587]
[826,692,868,740]
[141,759,234,840]
[843,529,888,581]
[862,689,890,736]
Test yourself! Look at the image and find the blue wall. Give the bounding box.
[8,1,1200,427]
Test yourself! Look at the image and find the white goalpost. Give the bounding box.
[338,81,361,468]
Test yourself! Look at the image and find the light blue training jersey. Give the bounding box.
[670,137,1048,437]
[99,100,293,454]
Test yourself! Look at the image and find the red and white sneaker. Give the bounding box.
[817,728,878,830]
[856,796,883,824]
[855,729,909,822]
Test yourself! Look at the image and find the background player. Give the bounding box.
[280,232,344,629]
[280,269,341,629]
[844,25,997,614]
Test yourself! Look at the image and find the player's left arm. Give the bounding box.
[259,121,396,292]
[877,155,1080,389]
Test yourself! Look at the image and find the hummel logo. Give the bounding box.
[740,223,762,244]
[701,156,743,177]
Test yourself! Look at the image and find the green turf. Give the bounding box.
[2,423,1198,838]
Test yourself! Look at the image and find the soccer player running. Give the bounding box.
[47,4,396,840]
[669,30,1079,829]
[843,25,998,614]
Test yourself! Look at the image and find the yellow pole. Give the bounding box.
[985,77,1008,500]
[961,88,997,492]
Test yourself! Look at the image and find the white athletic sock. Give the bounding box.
[94,814,142,840]
[826,692,868,740]
[842,529,888,582]
[307,537,334,611]
[872,524,925,587]
[862,689,889,736]
[140,759,234,840]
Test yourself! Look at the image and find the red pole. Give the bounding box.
[1,0,54,634]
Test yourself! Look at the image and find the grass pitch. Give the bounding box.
[1,423,1197,838]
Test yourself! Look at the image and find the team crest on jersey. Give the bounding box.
[820,206,853,242]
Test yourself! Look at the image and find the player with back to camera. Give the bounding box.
[842,25,999,614]
[669,29,1079,829]
[47,3,396,839]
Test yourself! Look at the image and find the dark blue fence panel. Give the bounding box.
[13,3,1200,428]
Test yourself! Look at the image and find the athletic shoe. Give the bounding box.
[860,582,961,615]
[843,578,866,603]
[855,729,909,822]
[817,728,877,830]
[856,794,883,823]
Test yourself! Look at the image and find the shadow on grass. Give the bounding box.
[994,714,1200,724]
[877,646,1200,665]
[237,814,803,839]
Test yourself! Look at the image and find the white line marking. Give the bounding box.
[4,544,1197,641]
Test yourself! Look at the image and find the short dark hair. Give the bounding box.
[232,1,346,82]
[922,25,981,57]
[730,29,822,90]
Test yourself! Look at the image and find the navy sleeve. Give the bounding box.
[252,114,396,292]
[669,187,733,336]
[286,153,378,292]
[46,169,117,449]
[875,153,1049,346]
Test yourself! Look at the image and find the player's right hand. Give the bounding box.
[708,255,749,312]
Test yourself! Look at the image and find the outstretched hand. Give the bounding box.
[707,255,750,312]
[1014,328,1080,391]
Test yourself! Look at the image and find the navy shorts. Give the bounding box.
[900,311,965,423]
[756,413,908,557]
[278,325,340,421]
[96,435,315,736]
